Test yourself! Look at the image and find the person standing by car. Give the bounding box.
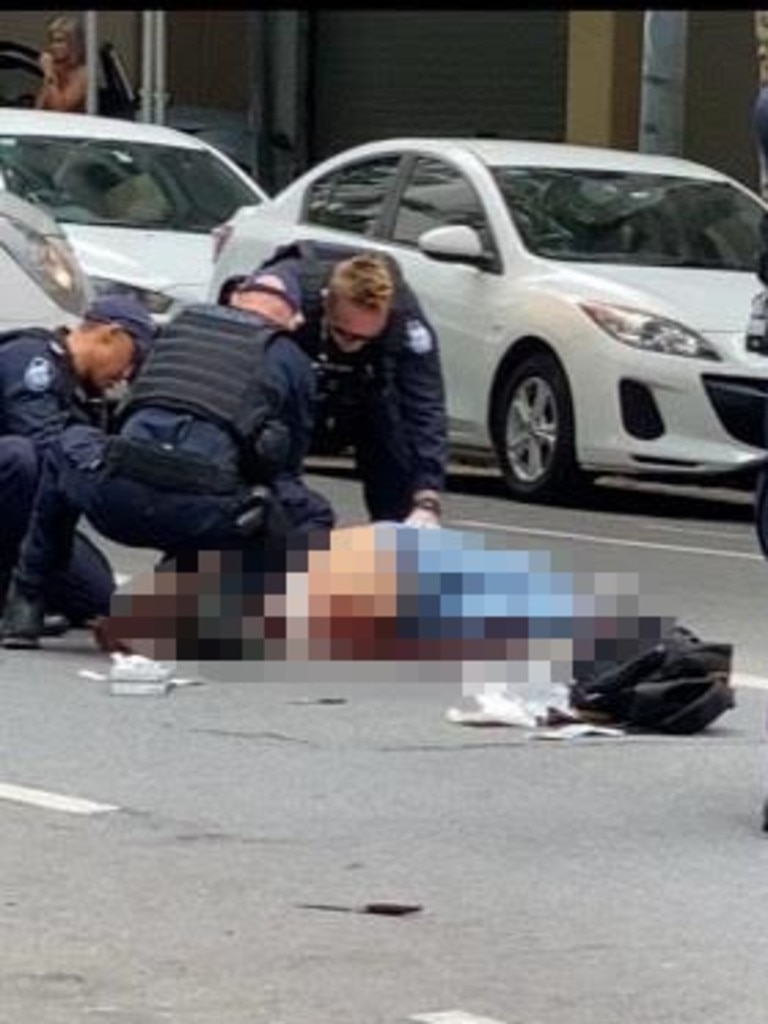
[34,14,88,114]
[0,294,155,633]
[225,240,448,528]
[2,270,336,649]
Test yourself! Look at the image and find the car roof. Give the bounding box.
[0,109,208,150]
[315,136,729,181]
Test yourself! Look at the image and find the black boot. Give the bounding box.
[2,579,45,649]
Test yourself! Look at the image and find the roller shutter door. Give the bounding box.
[309,10,568,161]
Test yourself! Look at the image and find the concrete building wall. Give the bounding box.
[566,10,761,190]
[165,10,249,111]
[1,10,763,192]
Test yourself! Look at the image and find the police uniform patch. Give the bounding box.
[23,356,54,392]
[405,319,433,355]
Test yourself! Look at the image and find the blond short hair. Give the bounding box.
[327,253,395,312]
[47,14,86,65]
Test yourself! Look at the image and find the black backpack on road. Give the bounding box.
[569,626,735,735]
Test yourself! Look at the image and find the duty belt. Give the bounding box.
[104,436,241,495]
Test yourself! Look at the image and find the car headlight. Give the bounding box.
[90,276,175,316]
[0,216,89,316]
[579,301,721,361]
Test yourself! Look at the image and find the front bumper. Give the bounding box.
[569,330,768,478]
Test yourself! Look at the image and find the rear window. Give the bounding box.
[492,166,764,271]
[0,135,261,232]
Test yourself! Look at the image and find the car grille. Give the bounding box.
[702,374,768,449]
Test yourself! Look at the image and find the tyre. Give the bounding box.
[492,351,588,503]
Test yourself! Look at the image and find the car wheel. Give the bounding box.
[493,351,588,503]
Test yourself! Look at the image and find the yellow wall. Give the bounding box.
[566,10,643,150]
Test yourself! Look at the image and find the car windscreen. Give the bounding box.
[0,135,261,232]
[491,166,764,271]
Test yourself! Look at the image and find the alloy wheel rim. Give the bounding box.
[505,375,558,483]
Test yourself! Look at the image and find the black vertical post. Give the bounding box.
[245,9,260,177]
[296,10,314,177]
[260,9,277,194]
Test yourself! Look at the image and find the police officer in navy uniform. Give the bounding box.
[2,269,335,648]
[225,240,448,528]
[0,294,155,632]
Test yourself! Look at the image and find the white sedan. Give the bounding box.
[0,189,91,333]
[209,136,768,502]
[0,109,268,321]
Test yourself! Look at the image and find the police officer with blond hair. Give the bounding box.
[222,240,448,528]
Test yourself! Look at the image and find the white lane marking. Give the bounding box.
[410,1012,508,1024]
[0,783,118,816]
[451,519,764,562]
[633,521,753,540]
[732,672,768,691]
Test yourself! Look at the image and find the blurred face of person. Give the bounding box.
[68,322,138,393]
[48,29,75,66]
[323,293,389,355]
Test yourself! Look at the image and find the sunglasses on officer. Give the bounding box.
[322,293,388,354]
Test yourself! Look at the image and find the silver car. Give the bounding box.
[0,190,91,333]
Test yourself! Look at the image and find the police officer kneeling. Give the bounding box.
[0,294,155,633]
[2,270,335,648]
[231,240,448,528]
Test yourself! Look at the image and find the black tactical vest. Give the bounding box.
[118,306,281,447]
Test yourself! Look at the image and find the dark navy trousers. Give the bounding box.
[352,401,418,522]
[0,435,114,622]
[15,425,334,595]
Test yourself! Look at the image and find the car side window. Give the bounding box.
[391,156,493,250]
[303,156,401,237]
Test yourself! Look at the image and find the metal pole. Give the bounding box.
[246,10,261,175]
[638,10,688,156]
[754,11,768,198]
[140,10,154,122]
[258,10,276,193]
[155,10,166,124]
[84,10,99,114]
[84,10,98,115]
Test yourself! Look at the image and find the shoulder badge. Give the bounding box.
[23,356,54,393]
[405,319,433,355]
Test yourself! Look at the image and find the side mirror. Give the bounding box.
[417,224,492,269]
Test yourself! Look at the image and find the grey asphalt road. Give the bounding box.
[1,465,768,1024]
